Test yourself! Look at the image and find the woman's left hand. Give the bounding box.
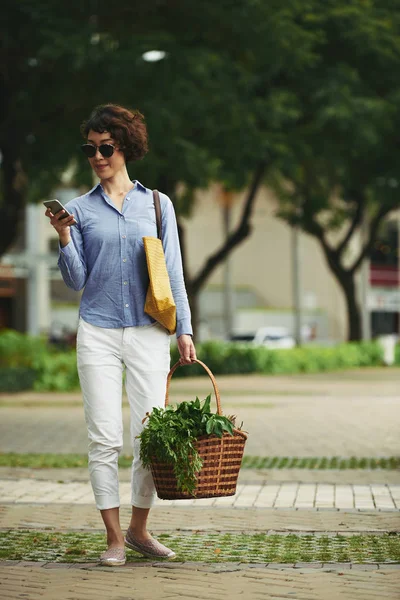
[177,334,197,365]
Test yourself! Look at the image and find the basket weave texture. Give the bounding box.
[150,359,247,500]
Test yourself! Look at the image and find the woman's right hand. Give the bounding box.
[45,208,76,247]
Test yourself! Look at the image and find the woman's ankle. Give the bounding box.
[107,531,125,547]
[127,524,151,542]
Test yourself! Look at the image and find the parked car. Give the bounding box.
[230,326,296,349]
[253,326,296,349]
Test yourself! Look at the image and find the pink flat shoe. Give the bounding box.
[99,547,126,566]
[125,528,176,560]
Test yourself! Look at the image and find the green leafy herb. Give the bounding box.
[138,395,238,495]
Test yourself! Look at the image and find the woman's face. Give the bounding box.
[86,129,126,179]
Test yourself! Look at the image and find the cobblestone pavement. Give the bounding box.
[1,561,399,600]
[0,370,399,599]
[1,503,399,533]
[1,368,400,456]
[1,478,399,510]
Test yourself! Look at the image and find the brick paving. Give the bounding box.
[1,478,399,510]
[0,369,399,598]
[1,368,400,456]
[0,562,399,600]
[1,503,399,533]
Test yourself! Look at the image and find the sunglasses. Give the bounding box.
[81,143,116,158]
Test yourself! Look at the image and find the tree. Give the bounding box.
[7,1,399,341]
[0,0,175,255]
[1,0,319,337]
[1,1,107,255]
[268,1,400,340]
[130,0,321,329]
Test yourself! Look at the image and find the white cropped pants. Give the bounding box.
[77,318,170,511]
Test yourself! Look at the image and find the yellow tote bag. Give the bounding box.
[143,190,177,335]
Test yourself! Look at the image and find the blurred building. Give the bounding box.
[0,184,399,343]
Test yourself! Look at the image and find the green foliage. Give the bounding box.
[0,453,88,469]
[0,330,78,392]
[33,352,79,392]
[3,1,400,344]
[0,367,36,392]
[1,452,399,471]
[170,341,265,376]
[139,395,235,495]
[241,455,400,470]
[265,1,400,340]
[0,330,48,368]
[1,529,400,564]
[171,340,384,377]
[0,330,388,392]
[395,342,400,365]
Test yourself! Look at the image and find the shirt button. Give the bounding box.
[123,281,128,285]
[120,215,123,219]
[122,235,126,239]
[125,303,129,308]
[122,258,127,262]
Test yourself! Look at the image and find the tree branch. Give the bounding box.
[301,206,350,281]
[190,160,268,294]
[0,144,26,257]
[336,193,365,258]
[350,203,399,273]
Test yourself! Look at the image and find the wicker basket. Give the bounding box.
[149,359,247,500]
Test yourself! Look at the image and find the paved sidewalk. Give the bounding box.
[0,370,399,599]
[1,561,399,600]
[1,368,400,456]
[1,503,400,533]
[1,478,399,510]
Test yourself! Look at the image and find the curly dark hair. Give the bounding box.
[81,104,149,162]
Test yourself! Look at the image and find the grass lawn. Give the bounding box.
[0,453,399,470]
[0,530,399,564]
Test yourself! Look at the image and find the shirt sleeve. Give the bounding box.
[57,222,88,291]
[161,195,193,337]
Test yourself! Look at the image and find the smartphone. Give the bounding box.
[43,199,76,225]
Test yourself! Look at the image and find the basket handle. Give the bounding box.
[165,359,222,415]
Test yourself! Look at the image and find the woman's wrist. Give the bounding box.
[59,232,71,248]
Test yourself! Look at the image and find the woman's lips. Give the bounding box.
[95,164,108,170]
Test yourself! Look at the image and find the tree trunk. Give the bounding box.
[335,271,362,341]
[163,164,267,339]
[176,218,199,340]
[0,143,26,257]
[311,225,364,342]
[186,162,267,337]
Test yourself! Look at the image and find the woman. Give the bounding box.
[46,104,196,566]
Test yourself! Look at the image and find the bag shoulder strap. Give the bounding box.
[153,190,162,240]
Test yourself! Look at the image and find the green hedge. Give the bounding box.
[0,329,48,368]
[0,367,37,392]
[170,340,385,377]
[0,329,79,392]
[33,352,80,391]
[396,343,400,365]
[0,329,396,392]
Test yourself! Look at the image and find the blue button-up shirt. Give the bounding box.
[57,180,192,337]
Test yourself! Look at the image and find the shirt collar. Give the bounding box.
[87,180,148,196]
[134,180,148,193]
